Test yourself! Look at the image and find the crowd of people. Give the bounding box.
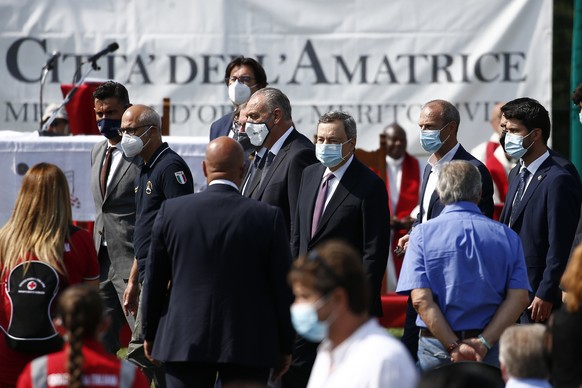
[0,56,581,388]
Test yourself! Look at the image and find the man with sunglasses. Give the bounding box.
[120,104,194,387]
[209,56,268,141]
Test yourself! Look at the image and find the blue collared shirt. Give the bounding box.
[396,201,531,330]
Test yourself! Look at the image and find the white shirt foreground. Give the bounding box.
[307,319,418,388]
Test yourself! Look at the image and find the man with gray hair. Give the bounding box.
[499,324,551,388]
[397,160,530,370]
[242,87,318,236]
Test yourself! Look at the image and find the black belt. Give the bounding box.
[420,328,482,340]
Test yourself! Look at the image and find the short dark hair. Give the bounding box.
[572,83,582,106]
[288,240,369,314]
[501,97,550,143]
[93,81,130,106]
[224,56,268,89]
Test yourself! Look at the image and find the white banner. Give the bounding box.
[0,0,552,152]
[0,133,207,225]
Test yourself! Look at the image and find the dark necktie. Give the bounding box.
[311,173,334,237]
[100,146,114,198]
[509,167,530,226]
[243,154,265,196]
[260,152,276,185]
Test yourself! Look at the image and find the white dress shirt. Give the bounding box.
[421,143,460,223]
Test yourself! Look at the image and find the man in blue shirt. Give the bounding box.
[397,160,530,371]
[119,104,194,387]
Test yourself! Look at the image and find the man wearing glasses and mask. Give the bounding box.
[210,56,268,141]
[120,104,194,387]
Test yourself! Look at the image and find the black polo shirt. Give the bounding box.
[134,142,194,282]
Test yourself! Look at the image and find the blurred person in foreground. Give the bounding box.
[289,239,417,388]
[0,163,99,388]
[499,324,551,388]
[548,243,582,387]
[17,285,148,388]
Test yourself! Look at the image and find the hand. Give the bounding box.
[123,282,139,317]
[451,343,479,362]
[395,234,409,256]
[144,340,161,366]
[528,297,553,322]
[462,337,488,361]
[271,353,291,380]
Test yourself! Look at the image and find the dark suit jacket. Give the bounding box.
[415,144,494,224]
[209,112,234,141]
[247,129,318,235]
[142,184,294,367]
[90,140,141,281]
[500,157,582,305]
[291,158,390,316]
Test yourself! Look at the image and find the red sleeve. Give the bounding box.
[15,362,32,388]
[64,228,99,284]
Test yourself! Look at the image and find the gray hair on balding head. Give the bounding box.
[436,160,481,205]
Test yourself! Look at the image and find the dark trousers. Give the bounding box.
[164,362,270,388]
[401,296,419,362]
[281,336,319,388]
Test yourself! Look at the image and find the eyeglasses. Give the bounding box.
[118,124,153,136]
[226,76,256,86]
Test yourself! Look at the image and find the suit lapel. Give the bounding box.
[500,165,520,224]
[311,161,357,239]
[252,130,297,199]
[509,163,550,225]
[418,164,431,221]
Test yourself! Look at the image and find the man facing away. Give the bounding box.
[142,137,295,388]
[397,160,530,370]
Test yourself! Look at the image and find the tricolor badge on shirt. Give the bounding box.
[175,171,187,185]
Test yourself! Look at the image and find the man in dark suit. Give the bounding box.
[396,99,495,361]
[287,111,390,387]
[209,56,268,140]
[499,97,581,323]
[242,87,318,235]
[90,81,139,354]
[142,137,294,388]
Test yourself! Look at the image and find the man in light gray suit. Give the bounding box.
[90,81,140,354]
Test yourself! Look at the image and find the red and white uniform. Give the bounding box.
[0,228,99,388]
[17,339,149,388]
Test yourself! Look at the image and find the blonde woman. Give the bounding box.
[0,163,99,388]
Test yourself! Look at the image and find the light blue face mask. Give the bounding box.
[290,298,329,342]
[315,140,352,168]
[579,111,582,125]
[504,130,535,159]
[419,123,450,153]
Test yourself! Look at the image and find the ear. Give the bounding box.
[202,160,208,178]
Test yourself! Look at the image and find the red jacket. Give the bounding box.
[17,339,148,388]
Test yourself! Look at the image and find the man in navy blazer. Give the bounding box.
[142,137,295,388]
[499,98,581,323]
[209,56,268,140]
[396,99,495,361]
[287,111,390,388]
[242,88,318,236]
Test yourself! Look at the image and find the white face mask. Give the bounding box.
[228,80,252,105]
[120,126,152,157]
[246,121,271,146]
[579,111,582,125]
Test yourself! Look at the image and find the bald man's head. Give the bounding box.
[203,137,245,186]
